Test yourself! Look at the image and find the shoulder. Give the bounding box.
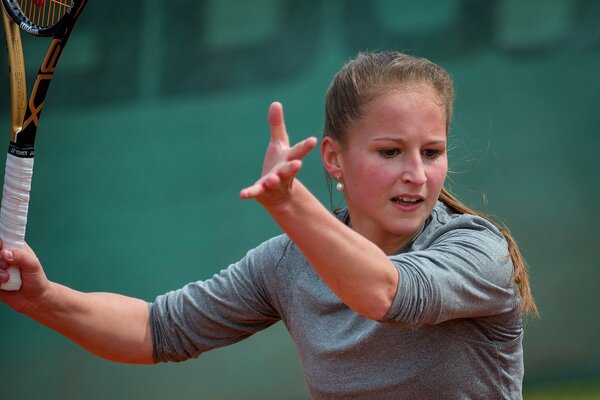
[434,201,503,237]
[414,201,506,251]
[231,234,295,279]
[409,201,514,287]
[247,234,294,260]
[238,234,311,279]
[386,202,520,323]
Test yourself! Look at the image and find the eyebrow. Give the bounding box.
[372,137,447,145]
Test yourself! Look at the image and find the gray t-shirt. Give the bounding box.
[150,201,524,399]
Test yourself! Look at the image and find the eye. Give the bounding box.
[379,148,400,158]
[422,149,440,159]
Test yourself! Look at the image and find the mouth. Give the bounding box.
[391,196,425,206]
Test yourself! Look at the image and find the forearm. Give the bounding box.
[266,181,398,320]
[242,103,397,319]
[25,282,154,364]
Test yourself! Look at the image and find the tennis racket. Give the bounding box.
[0,0,88,290]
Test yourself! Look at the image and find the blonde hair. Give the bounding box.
[324,51,538,316]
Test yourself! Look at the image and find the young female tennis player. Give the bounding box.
[0,51,537,399]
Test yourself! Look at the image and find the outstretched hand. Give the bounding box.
[240,102,317,209]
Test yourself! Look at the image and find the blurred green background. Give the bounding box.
[1,0,599,398]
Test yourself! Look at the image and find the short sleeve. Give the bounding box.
[149,236,290,363]
[382,218,519,326]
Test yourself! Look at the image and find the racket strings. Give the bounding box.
[17,0,71,28]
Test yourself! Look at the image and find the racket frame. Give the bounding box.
[2,7,26,141]
[0,0,88,290]
[1,0,73,37]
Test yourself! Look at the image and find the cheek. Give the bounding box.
[427,161,448,190]
[343,159,392,206]
[347,158,395,189]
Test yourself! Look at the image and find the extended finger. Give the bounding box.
[239,184,260,200]
[240,159,302,199]
[274,160,302,182]
[287,137,317,161]
[268,102,289,146]
[240,174,280,200]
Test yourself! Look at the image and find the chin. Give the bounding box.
[390,222,423,236]
[395,215,429,234]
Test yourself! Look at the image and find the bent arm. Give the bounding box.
[240,102,397,320]
[267,181,398,320]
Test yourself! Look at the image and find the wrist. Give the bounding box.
[21,280,61,319]
[263,180,309,219]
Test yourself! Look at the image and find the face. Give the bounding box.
[332,85,448,253]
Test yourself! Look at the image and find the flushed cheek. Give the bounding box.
[345,164,393,205]
[426,166,448,198]
[352,163,395,194]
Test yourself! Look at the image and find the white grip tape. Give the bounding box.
[0,154,34,291]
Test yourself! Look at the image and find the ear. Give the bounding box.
[321,136,343,179]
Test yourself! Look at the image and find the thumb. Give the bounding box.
[1,245,40,273]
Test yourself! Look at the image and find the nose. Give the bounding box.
[400,153,427,186]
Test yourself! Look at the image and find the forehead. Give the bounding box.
[347,85,447,141]
[364,83,445,117]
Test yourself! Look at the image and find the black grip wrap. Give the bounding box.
[8,142,34,158]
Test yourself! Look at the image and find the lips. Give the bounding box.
[391,195,424,205]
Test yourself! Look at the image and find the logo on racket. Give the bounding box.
[20,39,62,130]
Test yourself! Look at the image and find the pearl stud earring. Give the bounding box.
[336,177,344,192]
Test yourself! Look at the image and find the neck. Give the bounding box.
[346,215,425,255]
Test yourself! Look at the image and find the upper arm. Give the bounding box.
[149,237,287,363]
[383,226,518,326]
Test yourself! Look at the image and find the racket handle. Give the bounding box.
[0,153,34,291]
